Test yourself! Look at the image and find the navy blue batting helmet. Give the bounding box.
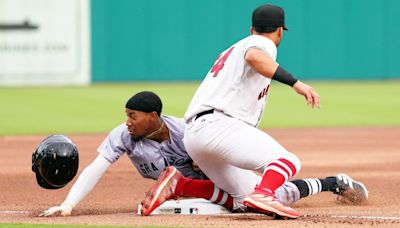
[32,135,79,189]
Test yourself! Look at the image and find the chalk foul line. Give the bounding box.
[0,210,30,215]
[303,214,400,221]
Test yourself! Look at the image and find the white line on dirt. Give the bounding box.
[152,212,400,221]
[220,213,400,221]
[329,215,400,221]
[0,210,30,215]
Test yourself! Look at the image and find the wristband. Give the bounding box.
[273,66,298,86]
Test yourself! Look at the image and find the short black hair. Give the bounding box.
[253,26,278,33]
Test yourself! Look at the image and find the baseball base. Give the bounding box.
[137,198,231,215]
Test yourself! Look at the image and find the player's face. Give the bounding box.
[125,109,153,141]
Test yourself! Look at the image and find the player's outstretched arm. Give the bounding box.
[245,48,320,109]
[39,154,111,217]
[292,81,320,109]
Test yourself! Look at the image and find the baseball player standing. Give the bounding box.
[183,4,320,219]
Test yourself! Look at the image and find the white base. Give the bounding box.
[137,198,231,215]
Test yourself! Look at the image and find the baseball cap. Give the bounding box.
[252,4,288,30]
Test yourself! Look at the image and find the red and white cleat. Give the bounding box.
[243,190,300,219]
[140,166,183,216]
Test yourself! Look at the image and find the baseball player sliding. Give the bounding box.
[181,4,322,219]
[40,92,367,217]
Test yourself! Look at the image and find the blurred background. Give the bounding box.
[0,0,399,135]
[91,0,400,82]
[1,0,399,85]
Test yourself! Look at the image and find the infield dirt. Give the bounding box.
[1,127,399,227]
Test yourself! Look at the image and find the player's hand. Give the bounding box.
[38,202,73,217]
[292,81,320,109]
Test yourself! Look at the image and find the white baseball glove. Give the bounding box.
[39,202,74,217]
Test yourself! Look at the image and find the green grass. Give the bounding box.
[265,80,400,128]
[0,81,399,136]
[0,224,175,228]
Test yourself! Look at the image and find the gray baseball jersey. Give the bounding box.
[98,115,206,180]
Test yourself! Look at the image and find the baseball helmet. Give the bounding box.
[32,135,79,189]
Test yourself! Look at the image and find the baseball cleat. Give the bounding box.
[333,173,368,204]
[243,190,300,219]
[140,166,182,216]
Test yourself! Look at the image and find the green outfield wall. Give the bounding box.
[91,0,400,81]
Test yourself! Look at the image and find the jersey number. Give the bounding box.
[210,46,234,77]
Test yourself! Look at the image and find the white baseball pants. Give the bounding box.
[183,111,301,210]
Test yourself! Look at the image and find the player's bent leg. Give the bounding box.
[185,113,303,218]
[175,178,234,210]
[186,161,261,212]
[257,153,301,193]
[243,152,301,218]
[141,166,236,216]
[184,115,264,212]
[141,166,182,216]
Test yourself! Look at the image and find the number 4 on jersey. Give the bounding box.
[210,47,234,77]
